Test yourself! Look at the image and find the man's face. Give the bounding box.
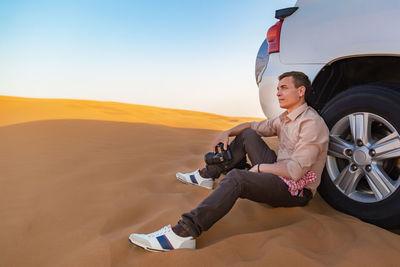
[276,76,305,111]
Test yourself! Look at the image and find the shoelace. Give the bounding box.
[147,225,171,237]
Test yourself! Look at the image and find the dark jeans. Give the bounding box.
[178,129,312,238]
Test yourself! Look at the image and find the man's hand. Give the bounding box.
[212,131,230,150]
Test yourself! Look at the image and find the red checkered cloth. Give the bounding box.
[279,171,317,197]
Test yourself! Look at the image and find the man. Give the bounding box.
[128,71,330,252]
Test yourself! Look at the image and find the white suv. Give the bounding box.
[255,0,400,228]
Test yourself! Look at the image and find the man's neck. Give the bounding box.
[286,101,306,114]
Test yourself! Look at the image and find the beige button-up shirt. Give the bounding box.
[251,103,329,195]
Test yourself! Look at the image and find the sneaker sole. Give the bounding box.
[128,236,169,252]
[175,173,213,190]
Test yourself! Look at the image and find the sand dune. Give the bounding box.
[1,97,400,266]
[0,96,259,130]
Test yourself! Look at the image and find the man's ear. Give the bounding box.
[298,86,306,98]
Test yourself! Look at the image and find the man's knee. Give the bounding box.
[237,128,260,142]
[226,168,241,177]
[220,169,246,186]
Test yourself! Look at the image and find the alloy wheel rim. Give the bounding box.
[326,112,400,203]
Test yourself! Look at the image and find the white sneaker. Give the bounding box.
[128,225,195,252]
[176,169,214,189]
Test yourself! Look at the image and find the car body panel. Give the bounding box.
[280,0,400,64]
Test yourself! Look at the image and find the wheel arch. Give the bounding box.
[307,56,400,113]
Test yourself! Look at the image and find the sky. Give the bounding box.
[0,0,296,117]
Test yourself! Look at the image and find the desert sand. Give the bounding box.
[1,95,399,267]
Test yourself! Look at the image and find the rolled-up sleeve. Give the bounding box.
[286,118,329,180]
[250,117,279,137]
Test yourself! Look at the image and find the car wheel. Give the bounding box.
[318,84,400,228]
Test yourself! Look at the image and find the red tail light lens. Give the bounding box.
[267,20,282,54]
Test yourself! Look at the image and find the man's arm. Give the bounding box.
[226,122,253,136]
[284,119,329,180]
[249,162,291,178]
[212,117,279,151]
[249,118,329,180]
[212,122,252,150]
[254,118,328,180]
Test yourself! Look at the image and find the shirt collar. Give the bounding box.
[279,103,308,122]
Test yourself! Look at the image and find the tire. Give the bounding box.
[318,83,400,229]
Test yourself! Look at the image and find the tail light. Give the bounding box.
[266,20,283,54]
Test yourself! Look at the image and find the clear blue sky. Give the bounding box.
[0,0,296,117]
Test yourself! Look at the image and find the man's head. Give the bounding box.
[277,71,311,112]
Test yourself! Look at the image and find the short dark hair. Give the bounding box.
[279,71,312,103]
[278,71,311,92]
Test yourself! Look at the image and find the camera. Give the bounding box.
[204,142,233,165]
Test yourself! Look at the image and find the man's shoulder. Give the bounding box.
[302,106,325,121]
[300,107,329,131]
